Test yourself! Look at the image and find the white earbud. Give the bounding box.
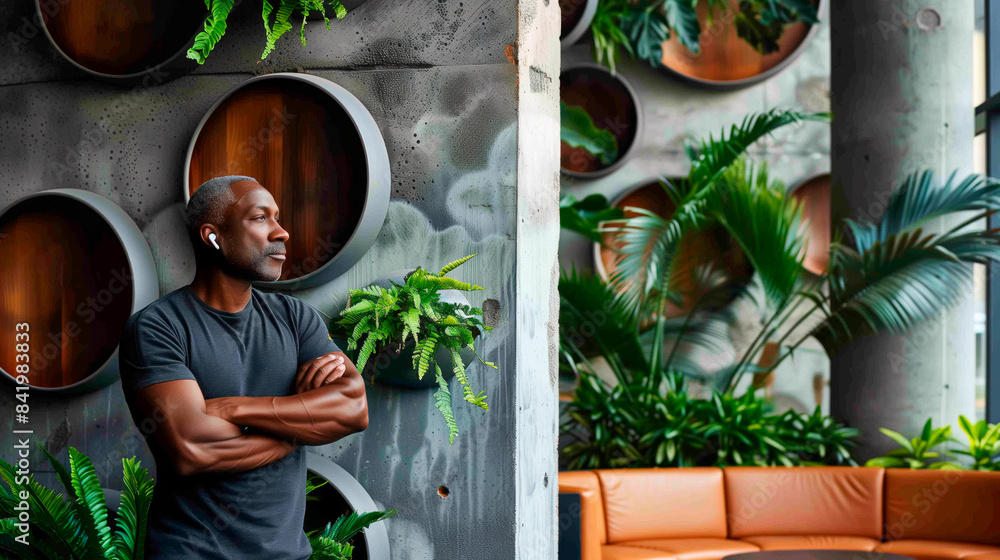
[209,232,220,250]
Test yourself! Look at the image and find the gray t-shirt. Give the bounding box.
[118,284,339,560]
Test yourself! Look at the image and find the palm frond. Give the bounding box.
[846,171,1000,253]
[811,172,1000,352]
[686,110,830,192]
[705,159,805,305]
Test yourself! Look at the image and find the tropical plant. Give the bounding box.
[583,112,1000,393]
[559,107,1000,470]
[953,415,1000,470]
[772,405,859,466]
[561,368,858,469]
[188,0,350,64]
[0,443,155,560]
[588,0,820,72]
[304,475,396,560]
[333,254,497,445]
[561,101,620,166]
[560,193,625,243]
[864,418,958,469]
[864,416,1000,471]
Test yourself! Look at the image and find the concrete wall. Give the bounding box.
[558,3,833,412]
[0,0,559,558]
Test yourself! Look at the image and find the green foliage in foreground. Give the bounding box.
[0,450,394,560]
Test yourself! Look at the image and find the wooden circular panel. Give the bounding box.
[658,0,822,89]
[789,173,831,276]
[560,0,588,38]
[38,0,206,79]
[559,0,597,46]
[187,75,381,288]
[595,179,753,318]
[0,192,155,391]
[561,65,642,178]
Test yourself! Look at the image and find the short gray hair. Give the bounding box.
[185,175,257,246]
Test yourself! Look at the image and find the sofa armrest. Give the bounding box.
[560,471,606,560]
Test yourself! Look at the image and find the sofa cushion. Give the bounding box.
[885,470,1000,544]
[966,554,1000,560]
[875,540,1000,560]
[603,545,679,560]
[559,470,607,560]
[597,468,727,542]
[617,538,760,560]
[740,535,880,551]
[724,467,884,538]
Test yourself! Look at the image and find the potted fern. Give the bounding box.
[333,254,498,445]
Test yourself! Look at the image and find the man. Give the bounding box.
[119,175,368,559]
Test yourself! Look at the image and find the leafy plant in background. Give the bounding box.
[561,369,858,469]
[334,254,497,445]
[864,419,957,469]
[304,476,396,560]
[559,107,1000,470]
[953,416,1000,470]
[561,101,620,166]
[188,0,349,64]
[588,0,819,72]
[0,444,155,560]
[560,193,625,243]
[865,416,1000,470]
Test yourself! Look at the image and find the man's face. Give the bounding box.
[218,180,289,282]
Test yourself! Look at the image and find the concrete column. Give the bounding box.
[515,0,560,557]
[829,1,975,459]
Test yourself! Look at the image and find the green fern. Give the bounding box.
[67,449,114,558]
[439,253,477,276]
[433,364,460,445]
[186,0,236,65]
[189,0,352,65]
[111,459,155,560]
[413,333,440,380]
[0,445,156,560]
[334,255,497,445]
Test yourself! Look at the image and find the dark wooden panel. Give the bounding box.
[0,196,133,389]
[560,67,639,174]
[188,78,369,283]
[39,0,205,76]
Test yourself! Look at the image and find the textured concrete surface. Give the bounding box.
[829,0,975,460]
[0,1,560,558]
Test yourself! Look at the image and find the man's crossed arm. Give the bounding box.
[130,352,367,477]
[204,352,368,446]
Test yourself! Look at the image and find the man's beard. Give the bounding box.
[219,250,282,282]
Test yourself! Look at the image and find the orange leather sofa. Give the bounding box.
[559,467,1000,560]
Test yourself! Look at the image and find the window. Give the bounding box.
[981,0,1000,422]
